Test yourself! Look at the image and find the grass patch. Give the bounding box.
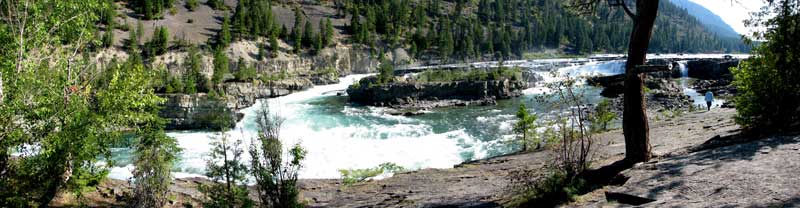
[339,162,405,186]
[522,52,585,60]
[507,169,591,208]
[414,67,522,83]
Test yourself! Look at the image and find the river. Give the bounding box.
[107,54,742,180]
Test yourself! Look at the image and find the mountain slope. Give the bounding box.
[669,0,740,38]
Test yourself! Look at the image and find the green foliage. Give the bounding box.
[514,104,539,151]
[339,163,405,186]
[219,16,232,49]
[343,0,749,62]
[200,108,253,208]
[234,58,258,82]
[302,21,315,48]
[212,49,230,85]
[323,18,334,47]
[207,0,226,10]
[130,0,173,20]
[102,29,115,48]
[185,0,198,11]
[732,0,800,132]
[183,45,209,93]
[414,67,522,83]
[231,0,276,39]
[507,168,589,207]
[377,61,395,84]
[249,105,306,208]
[0,1,144,206]
[269,34,280,58]
[590,99,616,132]
[144,26,170,58]
[165,74,184,93]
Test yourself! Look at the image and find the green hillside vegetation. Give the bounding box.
[121,0,749,65]
[339,0,749,62]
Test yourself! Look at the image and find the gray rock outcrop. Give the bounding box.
[347,76,527,108]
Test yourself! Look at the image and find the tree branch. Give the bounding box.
[620,1,637,19]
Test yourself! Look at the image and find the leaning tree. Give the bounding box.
[570,0,669,163]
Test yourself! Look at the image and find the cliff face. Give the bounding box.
[347,77,527,108]
[150,44,382,130]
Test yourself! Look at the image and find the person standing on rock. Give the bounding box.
[705,91,715,111]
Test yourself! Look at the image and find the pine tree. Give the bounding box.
[302,21,314,48]
[269,34,280,58]
[219,16,232,49]
[212,49,229,85]
[207,0,225,10]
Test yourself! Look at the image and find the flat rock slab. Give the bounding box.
[606,136,800,207]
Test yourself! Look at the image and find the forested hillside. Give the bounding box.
[117,0,749,64]
[339,0,750,62]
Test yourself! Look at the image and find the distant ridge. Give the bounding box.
[669,0,741,38]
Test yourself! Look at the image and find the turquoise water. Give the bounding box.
[107,56,728,180]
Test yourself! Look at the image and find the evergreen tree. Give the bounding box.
[186,0,198,11]
[322,18,334,47]
[269,34,280,58]
[219,16,232,49]
[207,0,225,10]
[302,21,314,48]
[212,49,229,85]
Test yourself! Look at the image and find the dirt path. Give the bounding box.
[297,108,741,207]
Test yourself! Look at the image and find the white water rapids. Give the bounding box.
[107,54,745,180]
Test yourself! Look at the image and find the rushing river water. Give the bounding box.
[107,54,742,180]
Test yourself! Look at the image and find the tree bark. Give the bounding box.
[623,0,659,163]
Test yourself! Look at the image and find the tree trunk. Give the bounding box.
[623,0,659,163]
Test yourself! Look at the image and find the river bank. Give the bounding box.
[54,107,792,207]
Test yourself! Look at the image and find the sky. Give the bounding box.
[687,0,767,35]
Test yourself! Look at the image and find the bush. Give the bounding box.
[377,61,395,84]
[731,0,800,133]
[508,77,597,207]
[234,59,258,82]
[249,105,306,208]
[339,163,405,186]
[185,0,198,11]
[590,99,616,132]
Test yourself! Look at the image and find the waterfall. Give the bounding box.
[678,61,689,77]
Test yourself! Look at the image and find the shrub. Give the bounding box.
[249,105,306,208]
[185,0,198,11]
[590,99,616,132]
[508,77,596,207]
[339,163,405,186]
[733,2,800,133]
[235,59,258,82]
[377,61,395,84]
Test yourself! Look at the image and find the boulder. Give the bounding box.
[687,59,740,80]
